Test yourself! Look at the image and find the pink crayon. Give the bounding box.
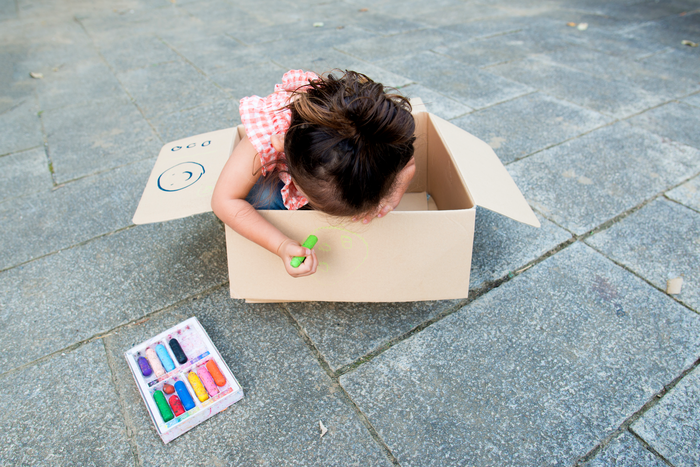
[196,366,219,397]
[145,348,165,377]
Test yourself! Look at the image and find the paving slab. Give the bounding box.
[539,47,700,101]
[631,366,700,467]
[507,122,700,235]
[340,242,700,466]
[433,35,540,69]
[0,98,43,156]
[684,92,700,108]
[151,98,241,144]
[0,147,53,203]
[165,34,265,77]
[104,290,392,466]
[627,102,700,151]
[395,84,472,120]
[0,340,134,466]
[78,4,196,43]
[97,35,180,73]
[586,197,700,311]
[641,47,700,76]
[247,25,380,63]
[33,55,127,112]
[285,300,460,373]
[0,158,154,270]
[488,56,663,119]
[470,208,570,290]
[335,28,465,63]
[117,60,230,120]
[42,97,161,183]
[667,175,700,212]
[208,61,287,101]
[179,0,262,34]
[0,213,227,372]
[377,51,533,110]
[581,431,667,467]
[402,1,508,27]
[451,92,611,164]
[276,49,414,89]
[621,10,700,50]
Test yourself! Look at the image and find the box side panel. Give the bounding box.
[430,114,540,227]
[226,208,475,302]
[407,111,428,194]
[426,116,474,211]
[133,127,238,224]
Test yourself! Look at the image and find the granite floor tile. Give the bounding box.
[151,98,240,144]
[586,197,700,311]
[42,97,161,183]
[443,15,530,41]
[561,26,672,59]
[275,49,414,89]
[179,0,262,34]
[104,291,392,466]
[451,92,611,163]
[340,242,700,466]
[0,147,53,203]
[98,35,180,73]
[395,84,472,120]
[34,57,127,112]
[631,366,700,467]
[117,60,229,119]
[433,35,537,68]
[627,102,700,151]
[487,57,663,119]
[0,98,43,156]
[538,48,700,101]
[621,10,700,49]
[581,431,667,467]
[0,213,228,372]
[285,300,460,372]
[208,61,287,100]
[507,122,700,235]
[165,34,265,76]
[0,340,134,466]
[470,208,570,290]
[377,51,533,109]
[403,2,508,27]
[684,93,700,108]
[0,158,155,270]
[640,47,700,76]
[78,5,196,43]
[335,28,464,63]
[667,175,700,212]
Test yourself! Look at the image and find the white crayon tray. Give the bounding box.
[125,317,244,443]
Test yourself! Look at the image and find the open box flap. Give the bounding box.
[430,114,540,227]
[133,127,238,224]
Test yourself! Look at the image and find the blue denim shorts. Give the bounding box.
[245,177,287,210]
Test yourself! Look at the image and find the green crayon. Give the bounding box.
[153,389,174,422]
[290,235,318,268]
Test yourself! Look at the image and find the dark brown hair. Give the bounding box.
[283,70,416,217]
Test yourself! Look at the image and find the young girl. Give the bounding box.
[211,69,416,278]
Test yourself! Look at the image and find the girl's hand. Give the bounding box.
[277,239,318,277]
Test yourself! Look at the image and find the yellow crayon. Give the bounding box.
[187,371,209,402]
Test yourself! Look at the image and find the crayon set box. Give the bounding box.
[125,317,244,443]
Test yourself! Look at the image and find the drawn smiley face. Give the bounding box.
[157,162,205,192]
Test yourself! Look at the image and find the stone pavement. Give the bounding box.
[1,0,699,464]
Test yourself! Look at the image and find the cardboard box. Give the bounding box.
[133,100,539,302]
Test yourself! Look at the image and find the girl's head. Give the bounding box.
[284,70,416,217]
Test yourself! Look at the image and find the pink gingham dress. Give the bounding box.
[239,70,319,210]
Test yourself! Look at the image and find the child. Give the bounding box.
[211,69,416,278]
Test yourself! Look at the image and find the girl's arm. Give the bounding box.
[211,134,318,277]
[358,157,416,224]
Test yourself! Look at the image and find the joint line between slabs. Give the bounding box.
[279,304,402,466]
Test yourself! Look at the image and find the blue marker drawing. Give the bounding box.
[158,162,205,192]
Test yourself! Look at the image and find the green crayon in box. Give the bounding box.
[290,235,318,268]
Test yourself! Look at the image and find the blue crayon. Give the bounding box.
[155,344,175,372]
[174,380,196,411]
